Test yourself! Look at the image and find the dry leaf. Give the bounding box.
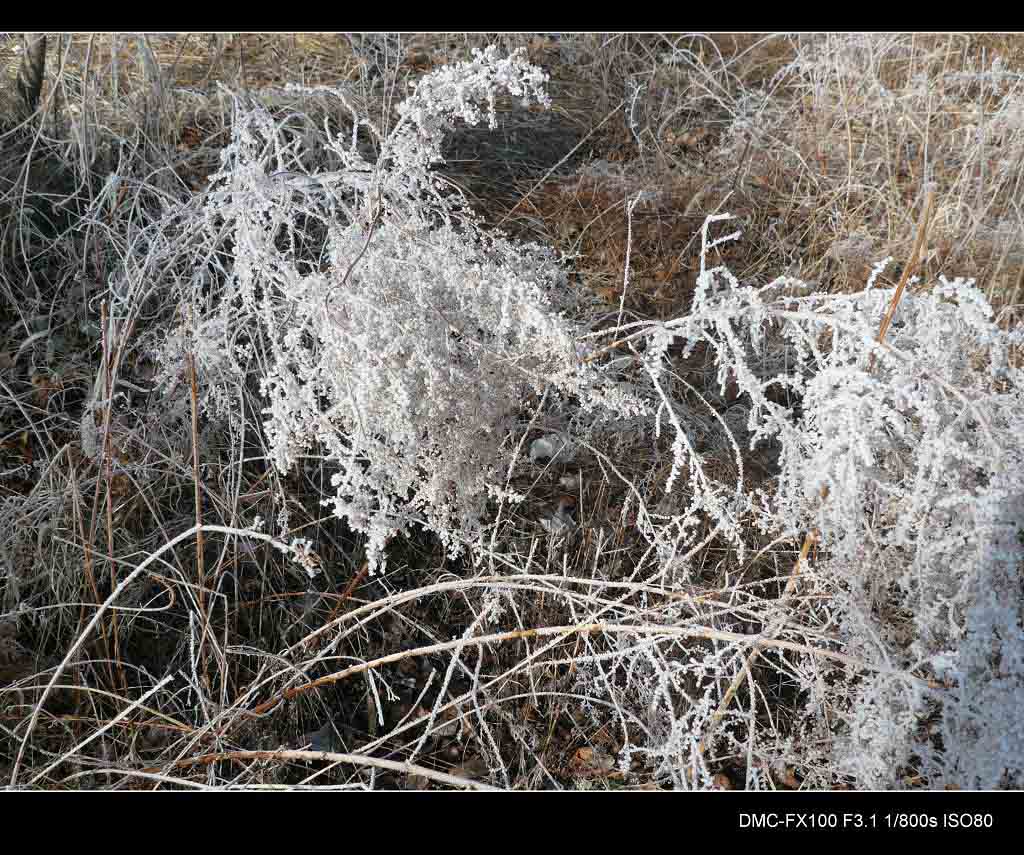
[680,126,709,148]
[771,761,800,789]
[571,745,617,778]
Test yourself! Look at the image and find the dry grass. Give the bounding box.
[1,32,1022,791]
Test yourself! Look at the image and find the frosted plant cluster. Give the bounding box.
[156,47,640,569]
[148,46,1024,788]
[633,217,1024,787]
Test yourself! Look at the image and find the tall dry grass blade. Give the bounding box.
[877,186,938,346]
[15,34,46,116]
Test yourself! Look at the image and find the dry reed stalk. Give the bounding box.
[251,606,930,718]
[877,186,938,346]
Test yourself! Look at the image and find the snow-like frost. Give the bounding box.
[156,47,643,571]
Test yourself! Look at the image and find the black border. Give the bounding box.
[5,789,1017,846]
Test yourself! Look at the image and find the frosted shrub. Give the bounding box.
[639,217,1024,787]
[156,47,640,569]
